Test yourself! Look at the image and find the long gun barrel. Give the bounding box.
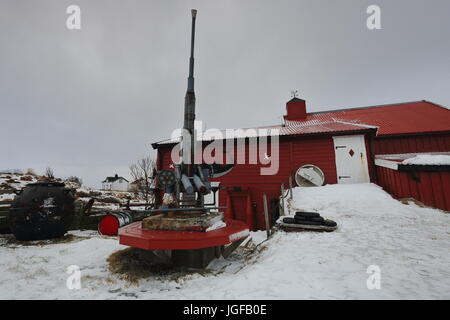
[182,9,197,175]
[187,9,196,94]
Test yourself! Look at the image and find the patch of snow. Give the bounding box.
[249,230,268,245]
[205,220,226,232]
[0,194,15,201]
[228,229,250,242]
[402,154,450,165]
[92,204,121,210]
[0,172,39,190]
[376,152,450,161]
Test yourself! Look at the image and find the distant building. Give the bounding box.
[102,174,129,191]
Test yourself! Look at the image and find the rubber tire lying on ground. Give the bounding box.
[282,217,296,224]
[295,211,320,218]
[293,218,323,225]
[282,216,338,228]
[294,216,324,223]
[323,219,337,227]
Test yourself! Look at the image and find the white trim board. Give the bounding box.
[374,158,399,170]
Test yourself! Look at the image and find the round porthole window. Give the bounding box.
[295,164,325,187]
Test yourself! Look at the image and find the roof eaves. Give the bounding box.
[421,100,450,111]
[308,100,426,115]
[333,119,379,130]
[375,129,450,138]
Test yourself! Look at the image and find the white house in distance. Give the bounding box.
[101,174,129,191]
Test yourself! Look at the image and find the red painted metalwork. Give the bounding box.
[98,215,120,236]
[98,212,133,236]
[118,220,249,250]
[224,193,233,220]
[245,194,254,230]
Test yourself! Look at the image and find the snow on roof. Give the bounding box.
[375,152,450,161]
[153,119,374,147]
[402,154,450,166]
[375,152,450,169]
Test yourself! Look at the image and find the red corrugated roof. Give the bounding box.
[287,100,450,136]
[153,100,450,147]
[277,120,374,136]
[153,121,373,146]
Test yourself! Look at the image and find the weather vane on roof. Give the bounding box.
[291,90,299,98]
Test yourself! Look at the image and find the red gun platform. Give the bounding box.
[118,219,250,250]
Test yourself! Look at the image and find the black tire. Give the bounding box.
[310,216,324,223]
[294,216,309,223]
[295,211,320,218]
[323,219,337,227]
[282,217,295,224]
[295,220,323,226]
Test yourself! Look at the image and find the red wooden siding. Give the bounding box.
[376,166,450,212]
[372,134,450,155]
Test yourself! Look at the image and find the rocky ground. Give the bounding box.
[0,171,146,209]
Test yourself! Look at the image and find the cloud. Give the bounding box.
[1,0,449,187]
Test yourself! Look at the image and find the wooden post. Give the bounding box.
[280,184,285,216]
[288,174,293,198]
[262,193,270,239]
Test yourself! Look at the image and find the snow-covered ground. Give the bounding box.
[0,183,449,299]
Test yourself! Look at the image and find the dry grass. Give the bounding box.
[108,248,179,284]
[107,247,220,284]
[399,197,427,207]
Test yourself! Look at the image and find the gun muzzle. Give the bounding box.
[193,174,209,195]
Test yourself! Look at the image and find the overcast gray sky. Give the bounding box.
[1,0,449,188]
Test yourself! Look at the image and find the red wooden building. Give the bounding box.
[153,99,450,230]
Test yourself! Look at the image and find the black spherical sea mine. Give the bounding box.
[8,181,75,241]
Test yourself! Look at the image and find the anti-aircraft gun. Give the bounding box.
[118,10,249,269]
[153,9,221,214]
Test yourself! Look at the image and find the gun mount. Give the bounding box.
[118,10,249,269]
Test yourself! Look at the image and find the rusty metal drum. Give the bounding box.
[98,212,133,236]
[8,181,75,240]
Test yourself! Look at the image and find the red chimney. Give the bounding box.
[284,97,307,121]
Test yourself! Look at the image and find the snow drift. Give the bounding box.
[0,183,449,299]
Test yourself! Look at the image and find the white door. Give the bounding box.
[332,135,370,184]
